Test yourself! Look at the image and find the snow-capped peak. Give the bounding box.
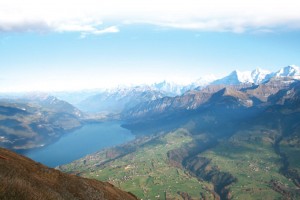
[251,68,270,83]
[152,81,185,96]
[233,70,253,83]
[84,65,300,98]
[212,70,253,85]
[212,67,273,85]
[193,74,217,86]
[274,65,300,78]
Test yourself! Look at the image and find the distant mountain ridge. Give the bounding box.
[73,65,300,115]
[122,76,299,121]
[274,65,300,78]
[1,65,297,116]
[150,65,300,94]
[211,65,300,86]
[77,86,166,113]
[0,95,83,151]
[212,68,270,85]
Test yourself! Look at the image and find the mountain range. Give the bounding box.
[148,65,300,95]
[121,76,297,122]
[212,65,300,85]
[77,86,167,113]
[73,65,300,114]
[61,74,300,199]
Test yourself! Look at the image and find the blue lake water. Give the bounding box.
[25,121,134,167]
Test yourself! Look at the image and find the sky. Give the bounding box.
[1,0,300,92]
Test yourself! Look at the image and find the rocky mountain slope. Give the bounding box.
[0,147,137,200]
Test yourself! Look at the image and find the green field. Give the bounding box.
[61,129,216,199]
[61,125,300,200]
[280,131,300,188]
[201,126,299,199]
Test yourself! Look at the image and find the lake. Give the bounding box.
[25,121,134,167]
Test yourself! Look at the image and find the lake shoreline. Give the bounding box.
[24,121,135,167]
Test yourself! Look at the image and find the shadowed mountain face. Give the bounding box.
[0,96,83,151]
[0,147,137,200]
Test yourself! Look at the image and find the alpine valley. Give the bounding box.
[57,65,300,200]
[1,65,300,200]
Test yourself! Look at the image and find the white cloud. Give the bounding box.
[1,0,300,34]
[80,26,119,38]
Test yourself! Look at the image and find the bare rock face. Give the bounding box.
[0,147,138,200]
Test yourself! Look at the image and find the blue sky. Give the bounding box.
[0,0,300,92]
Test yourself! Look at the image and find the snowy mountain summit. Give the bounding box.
[152,81,185,96]
[211,65,299,86]
[274,65,300,78]
[148,65,300,96]
[251,68,271,83]
[212,68,270,85]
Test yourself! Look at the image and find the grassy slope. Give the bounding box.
[0,147,138,200]
[280,131,300,185]
[201,126,298,199]
[281,142,300,174]
[62,129,215,200]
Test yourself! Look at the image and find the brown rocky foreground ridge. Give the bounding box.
[0,147,138,200]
